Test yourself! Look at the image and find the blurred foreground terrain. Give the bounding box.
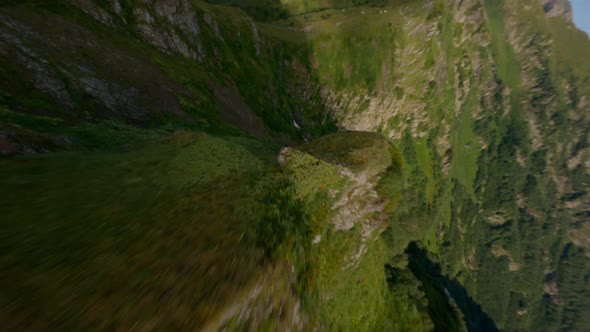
[1,0,590,330]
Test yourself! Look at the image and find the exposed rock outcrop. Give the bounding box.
[541,0,573,21]
[132,0,205,62]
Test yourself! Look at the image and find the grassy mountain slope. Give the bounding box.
[1,0,589,330]
[258,0,590,329]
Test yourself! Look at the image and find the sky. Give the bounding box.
[572,0,590,36]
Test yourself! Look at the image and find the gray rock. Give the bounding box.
[112,0,122,15]
[541,0,573,21]
[204,13,223,40]
[277,147,291,165]
[133,0,204,62]
[76,77,142,119]
[251,22,261,56]
[73,0,116,26]
[0,23,75,109]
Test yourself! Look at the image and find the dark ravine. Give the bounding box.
[405,242,498,332]
[1,0,589,330]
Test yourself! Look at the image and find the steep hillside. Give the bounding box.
[1,0,589,330]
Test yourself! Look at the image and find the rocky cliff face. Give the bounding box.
[1,0,589,330]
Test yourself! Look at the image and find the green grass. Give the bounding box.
[166,134,264,187]
[415,139,436,204]
[0,131,285,330]
[483,0,522,90]
[280,148,346,199]
[315,235,394,330]
[300,131,392,172]
[450,98,480,200]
